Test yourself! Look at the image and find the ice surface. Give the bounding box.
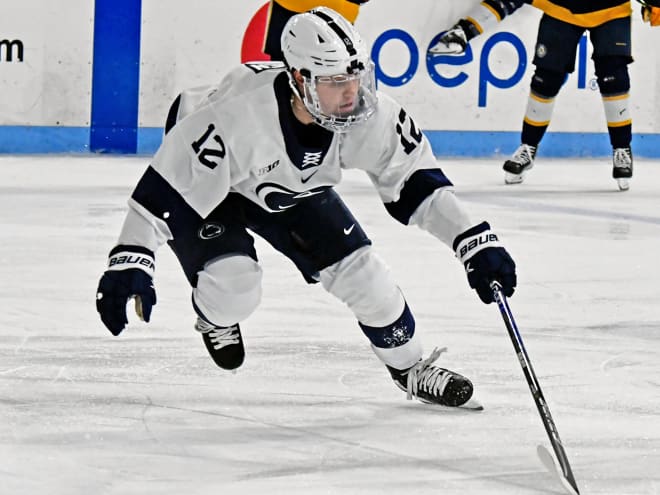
[1,155,659,495]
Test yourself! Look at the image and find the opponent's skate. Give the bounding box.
[388,348,475,407]
[503,144,537,184]
[195,317,245,370]
[428,25,468,55]
[612,147,633,191]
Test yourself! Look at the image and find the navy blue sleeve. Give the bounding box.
[131,166,204,239]
[384,168,453,225]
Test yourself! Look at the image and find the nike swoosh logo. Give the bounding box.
[343,224,355,235]
[294,190,325,199]
[301,170,318,183]
[276,203,296,211]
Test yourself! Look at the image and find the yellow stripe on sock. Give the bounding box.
[524,117,551,127]
[602,93,629,102]
[481,1,503,21]
[465,16,484,33]
[607,119,632,128]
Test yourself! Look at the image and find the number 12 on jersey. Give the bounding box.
[191,123,226,169]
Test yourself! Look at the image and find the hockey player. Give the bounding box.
[263,0,370,60]
[429,0,637,191]
[95,8,516,408]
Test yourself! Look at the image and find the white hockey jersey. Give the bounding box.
[119,62,474,252]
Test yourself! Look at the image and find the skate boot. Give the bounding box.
[612,147,632,191]
[503,144,537,184]
[195,317,245,370]
[428,24,468,55]
[387,348,473,407]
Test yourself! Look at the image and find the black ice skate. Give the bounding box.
[503,144,537,184]
[612,147,633,191]
[387,347,474,407]
[428,24,468,55]
[195,317,245,370]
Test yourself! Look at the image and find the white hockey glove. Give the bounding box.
[453,222,516,304]
[96,245,157,335]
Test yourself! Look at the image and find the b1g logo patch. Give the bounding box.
[198,222,225,240]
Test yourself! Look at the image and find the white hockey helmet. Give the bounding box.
[280,7,377,132]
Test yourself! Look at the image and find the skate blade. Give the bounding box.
[459,397,484,411]
[428,43,465,55]
[616,178,630,191]
[421,397,484,411]
[504,172,524,185]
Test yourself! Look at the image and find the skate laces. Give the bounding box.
[205,325,240,350]
[404,347,453,400]
[513,144,536,165]
[613,148,632,167]
[195,318,240,350]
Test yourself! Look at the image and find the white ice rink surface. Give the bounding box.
[1,155,659,495]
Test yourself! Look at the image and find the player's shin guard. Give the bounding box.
[521,91,555,143]
[595,57,633,190]
[595,57,632,142]
[360,305,473,407]
[360,303,421,369]
[504,69,562,184]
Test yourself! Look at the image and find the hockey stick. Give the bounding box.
[491,282,580,495]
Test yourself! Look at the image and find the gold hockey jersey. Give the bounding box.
[530,0,632,27]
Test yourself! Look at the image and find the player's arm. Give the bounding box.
[96,109,232,335]
[398,161,516,305]
[429,0,529,55]
[348,97,516,303]
[386,162,517,305]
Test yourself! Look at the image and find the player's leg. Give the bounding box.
[590,17,634,190]
[167,193,264,371]
[429,0,527,55]
[503,15,583,184]
[251,188,473,406]
[320,246,473,406]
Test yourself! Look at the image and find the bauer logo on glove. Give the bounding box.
[96,245,157,335]
[453,222,516,304]
[108,253,156,271]
[458,232,500,258]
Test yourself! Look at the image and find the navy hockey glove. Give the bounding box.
[95,245,157,336]
[453,222,516,304]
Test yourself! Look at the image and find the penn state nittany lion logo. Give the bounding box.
[198,222,225,240]
[255,183,329,212]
